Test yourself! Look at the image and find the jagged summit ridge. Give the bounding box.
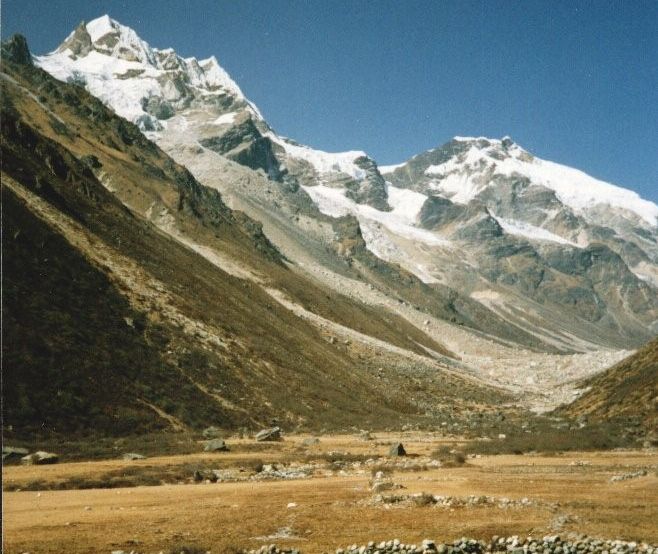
[58,14,241,94]
[33,15,658,232]
[383,136,658,228]
[38,15,249,131]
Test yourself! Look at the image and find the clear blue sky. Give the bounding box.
[3,0,657,202]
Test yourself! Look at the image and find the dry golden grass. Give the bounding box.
[3,434,657,553]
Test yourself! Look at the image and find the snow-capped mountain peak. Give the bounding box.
[385,136,658,228]
[197,55,246,99]
[86,14,120,42]
[86,15,155,63]
[37,15,248,131]
[55,15,157,65]
[35,15,392,210]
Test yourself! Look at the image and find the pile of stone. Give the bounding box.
[250,462,315,481]
[193,469,219,483]
[203,438,230,452]
[2,446,29,462]
[190,462,322,485]
[370,479,405,494]
[122,453,146,461]
[256,427,282,441]
[245,546,301,554]
[3,447,59,465]
[20,451,59,465]
[243,535,658,554]
[610,469,648,482]
[375,457,441,469]
[191,468,242,483]
[487,535,657,554]
[367,493,545,510]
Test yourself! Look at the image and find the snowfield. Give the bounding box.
[303,183,451,282]
[492,214,582,247]
[268,133,368,181]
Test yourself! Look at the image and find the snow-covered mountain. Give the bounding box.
[35,15,658,350]
[38,15,258,127]
[390,136,657,226]
[382,137,658,285]
[36,16,390,205]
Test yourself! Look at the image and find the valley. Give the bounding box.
[1,11,657,553]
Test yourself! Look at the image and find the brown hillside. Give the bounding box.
[558,337,658,430]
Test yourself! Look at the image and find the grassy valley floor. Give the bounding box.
[3,433,657,553]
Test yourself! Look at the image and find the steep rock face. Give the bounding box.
[56,22,93,58]
[418,195,466,229]
[344,156,391,211]
[1,34,33,65]
[199,118,282,179]
[382,138,473,190]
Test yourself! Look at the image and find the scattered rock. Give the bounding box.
[255,427,282,442]
[550,513,578,530]
[2,446,29,462]
[202,426,223,439]
[610,469,648,482]
[422,539,437,552]
[122,452,146,461]
[366,492,544,510]
[204,439,229,452]
[371,480,395,493]
[244,534,658,554]
[21,451,59,465]
[193,469,218,483]
[252,463,313,481]
[301,437,320,446]
[389,443,406,457]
